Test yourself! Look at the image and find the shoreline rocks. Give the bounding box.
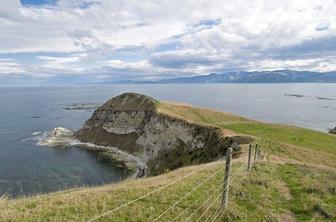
[36,127,144,173]
[37,127,75,147]
[64,103,101,111]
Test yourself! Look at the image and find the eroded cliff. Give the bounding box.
[75,93,252,175]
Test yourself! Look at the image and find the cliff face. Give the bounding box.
[76,93,251,175]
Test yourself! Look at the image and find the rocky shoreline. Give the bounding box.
[36,127,144,173]
[38,93,252,177]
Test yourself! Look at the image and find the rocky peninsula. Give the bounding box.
[74,93,252,175]
[37,93,252,176]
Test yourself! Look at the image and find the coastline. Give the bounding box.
[36,127,144,175]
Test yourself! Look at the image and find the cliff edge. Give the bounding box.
[75,93,252,175]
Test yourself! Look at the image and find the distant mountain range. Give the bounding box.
[116,70,336,84]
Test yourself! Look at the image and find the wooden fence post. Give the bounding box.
[247,144,252,171]
[258,148,261,160]
[254,144,258,161]
[222,147,232,209]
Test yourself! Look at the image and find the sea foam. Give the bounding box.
[35,127,77,147]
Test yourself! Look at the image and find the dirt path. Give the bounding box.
[278,211,296,222]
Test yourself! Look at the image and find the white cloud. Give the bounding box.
[0,0,21,21]
[37,55,80,63]
[245,57,336,72]
[0,59,26,75]
[0,0,335,81]
[103,60,150,70]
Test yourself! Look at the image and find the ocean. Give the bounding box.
[0,83,335,197]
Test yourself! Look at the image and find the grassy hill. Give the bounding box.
[157,102,336,168]
[1,101,336,221]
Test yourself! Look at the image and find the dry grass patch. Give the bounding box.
[157,102,248,126]
[275,180,292,201]
[278,211,296,222]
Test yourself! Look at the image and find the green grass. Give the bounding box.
[277,164,336,221]
[0,162,234,221]
[158,102,336,167]
[1,161,335,221]
[1,101,336,221]
[158,101,336,154]
[224,122,336,155]
[230,162,336,222]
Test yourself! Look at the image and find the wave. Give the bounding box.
[29,127,77,147]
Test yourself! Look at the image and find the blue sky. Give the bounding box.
[0,0,335,85]
[21,0,56,6]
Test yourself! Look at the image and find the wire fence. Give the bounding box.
[87,144,265,222]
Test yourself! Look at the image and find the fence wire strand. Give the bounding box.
[181,158,248,222]
[204,160,249,222]
[195,191,223,222]
[152,167,224,221]
[170,176,224,222]
[170,160,246,222]
[86,145,262,222]
[170,157,249,222]
[87,152,236,222]
[211,167,250,222]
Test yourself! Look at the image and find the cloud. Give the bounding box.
[0,1,22,21]
[37,55,81,63]
[268,36,336,59]
[0,0,335,83]
[0,59,26,75]
[242,56,336,72]
[149,50,225,69]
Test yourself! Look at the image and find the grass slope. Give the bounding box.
[157,102,336,168]
[1,102,336,221]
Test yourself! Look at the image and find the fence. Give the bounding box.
[87,144,265,222]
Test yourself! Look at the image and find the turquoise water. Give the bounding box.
[0,84,335,197]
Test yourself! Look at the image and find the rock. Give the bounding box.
[36,126,144,171]
[75,93,252,175]
[64,103,101,111]
[329,127,336,134]
[38,127,75,147]
[285,94,306,98]
[317,97,335,101]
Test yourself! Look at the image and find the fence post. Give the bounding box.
[247,144,252,171]
[258,148,261,160]
[254,144,258,161]
[222,147,232,209]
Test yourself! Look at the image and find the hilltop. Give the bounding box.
[1,94,336,221]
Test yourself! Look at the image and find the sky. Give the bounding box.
[0,0,335,85]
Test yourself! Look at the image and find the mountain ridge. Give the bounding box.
[115,70,336,84]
